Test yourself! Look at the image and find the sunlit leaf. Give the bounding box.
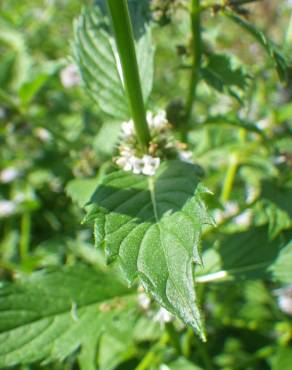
[84,160,211,340]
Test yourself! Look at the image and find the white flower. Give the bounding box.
[130,157,144,174]
[256,118,271,131]
[0,200,17,218]
[147,110,168,129]
[116,156,132,171]
[154,307,173,325]
[160,365,170,370]
[274,155,286,165]
[60,64,81,88]
[121,120,134,138]
[142,155,160,176]
[234,209,252,227]
[35,128,52,142]
[178,150,193,163]
[138,292,151,310]
[213,201,239,223]
[116,151,160,177]
[225,201,239,216]
[274,286,292,316]
[0,167,19,183]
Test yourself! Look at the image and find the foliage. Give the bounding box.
[0,0,292,369]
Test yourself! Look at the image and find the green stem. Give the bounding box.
[19,212,31,262]
[135,333,168,370]
[220,128,245,203]
[165,322,181,354]
[181,327,194,358]
[183,0,202,139]
[193,333,215,370]
[106,0,150,150]
[220,153,238,203]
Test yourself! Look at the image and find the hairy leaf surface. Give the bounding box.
[85,160,211,339]
[0,264,136,368]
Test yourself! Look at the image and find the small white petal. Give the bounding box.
[35,128,52,142]
[142,165,156,176]
[130,157,144,174]
[275,286,292,316]
[0,168,19,183]
[178,150,193,163]
[116,157,132,171]
[121,120,134,137]
[0,200,17,217]
[138,293,151,310]
[234,210,252,227]
[60,64,80,88]
[154,307,173,325]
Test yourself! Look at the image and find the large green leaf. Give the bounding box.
[0,264,136,368]
[73,5,154,120]
[85,160,211,340]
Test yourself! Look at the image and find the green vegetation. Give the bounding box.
[0,0,292,369]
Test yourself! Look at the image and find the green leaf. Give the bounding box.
[270,241,292,284]
[197,227,284,282]
[263,201,291,240]
[203,113,263,135]
[66,177,99,207]
[18,61,63,107]
[226,12,289,81]
[202,53,249,100]
[0,22,32,90]
[261,180,292,239]
[74,6,130,120]
[166,357,203,370]
[93,121,122,156]
[73,6,154,120]
[94,0,150,40]
[85,160,211,340]
[0,264,136,368]
[136,26,155,103]
[98,318,137,370]
[272,346,292,370]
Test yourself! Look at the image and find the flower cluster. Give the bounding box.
[116,149,160,176]
[115,110,193,176]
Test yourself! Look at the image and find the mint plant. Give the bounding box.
[0,0,292,369]
[77,0,212,340]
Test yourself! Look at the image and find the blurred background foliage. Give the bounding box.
[0,0,292,369]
